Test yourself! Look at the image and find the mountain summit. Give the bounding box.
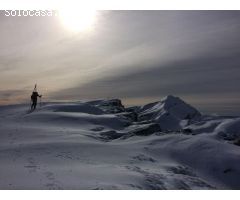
[138,95,201,130]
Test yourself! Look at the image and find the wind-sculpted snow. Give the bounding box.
[214,118,240,140]
[43,102,104,114]
[138,95,201,131]
[0,96,239,189]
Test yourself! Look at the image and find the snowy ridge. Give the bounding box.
[138,95,201,131]
[0,96,240,189]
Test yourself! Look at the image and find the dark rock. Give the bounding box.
[130,123,161,136]
[181,128,193,134]
[233,138,240,146]
[223,168,233,173]
[125,106,141,113]
[116,112,138,122]
[97,99,125,113]
[99,130,124,140]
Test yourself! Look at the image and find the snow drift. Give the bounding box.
[0,95,239,189]
[214,118,240,140]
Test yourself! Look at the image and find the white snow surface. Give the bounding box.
[0,96,240,189]
[138,95,201,131]
[214,118,240,140]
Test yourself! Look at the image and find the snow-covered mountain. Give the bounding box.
[138,95,201,131]
[0,96,239,189]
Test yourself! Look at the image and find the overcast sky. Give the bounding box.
[0,10,240,115]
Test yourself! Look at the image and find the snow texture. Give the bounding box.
[0,95,239,189]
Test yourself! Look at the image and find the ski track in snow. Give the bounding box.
[0,97,240,189]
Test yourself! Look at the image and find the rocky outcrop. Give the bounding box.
[89,99,125,114]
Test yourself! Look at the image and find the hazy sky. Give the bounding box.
[0,10,240,115]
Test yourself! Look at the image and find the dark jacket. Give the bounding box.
[31,92,41,102]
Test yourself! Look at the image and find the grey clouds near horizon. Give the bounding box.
[0,10,240,115]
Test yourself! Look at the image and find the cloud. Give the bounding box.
[0,89,29,105]
[52,54,240,99]
[1,11,240,114]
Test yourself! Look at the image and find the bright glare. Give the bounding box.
[58,9,97,32]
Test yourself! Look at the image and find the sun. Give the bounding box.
[58,9,97,32]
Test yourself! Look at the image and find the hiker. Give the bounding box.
[31,85,42,110]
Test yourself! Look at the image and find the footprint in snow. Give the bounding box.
[125,165,215,189]
[24,157,39,173]
[44,171,62,190]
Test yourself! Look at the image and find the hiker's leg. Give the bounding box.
[32,101,36,110]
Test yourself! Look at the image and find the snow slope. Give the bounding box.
[138,95,201,131]
[0,96,239,189]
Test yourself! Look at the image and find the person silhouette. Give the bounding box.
[31,84,42,110]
